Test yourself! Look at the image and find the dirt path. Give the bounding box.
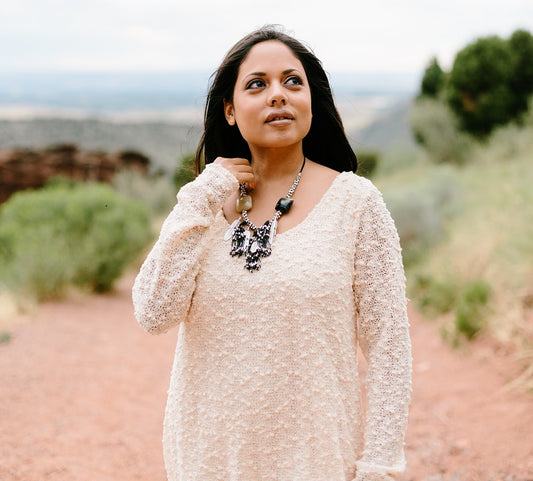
[1,275,532,481]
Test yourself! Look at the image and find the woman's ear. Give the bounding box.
[223,99,236,126]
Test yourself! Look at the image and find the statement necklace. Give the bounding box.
[224,157,306,272]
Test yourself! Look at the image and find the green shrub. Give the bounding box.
[383,169,462,265]
[414,30,533,138]
[411,275,492,344]
[375,145,418,176]
[445,30,533,137]
[508,30,533,118]
[473,107,533,162]
[410,98,471,164]
[0,181,152,300]
[447,35,514,137]
[385,188,442,265]
[356,151,379,178]
[454,280,492,341]
[112,168,176,216]
[419,57,446,99]
[412,274,458,316]
[173,153,196,190]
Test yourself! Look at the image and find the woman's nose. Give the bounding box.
[268,84,287,106]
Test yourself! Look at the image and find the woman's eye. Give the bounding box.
[246,79,265,89]
[284,76,303,86]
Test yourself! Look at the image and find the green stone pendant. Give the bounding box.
[236,194,252,213]
[275,197,294,214]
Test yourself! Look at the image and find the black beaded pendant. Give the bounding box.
[275,197,294,214]
[228,220,272,271]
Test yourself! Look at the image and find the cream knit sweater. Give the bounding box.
[132,163,412,481]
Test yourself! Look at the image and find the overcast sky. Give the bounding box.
[1,0,532,75]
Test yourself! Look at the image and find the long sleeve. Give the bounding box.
[132,163,238,334]
[352,186,412,481]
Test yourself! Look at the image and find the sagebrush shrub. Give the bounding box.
[410,98,471,164]
[385,189,442,265]
[112,168,176,216]
[412,274,458,316]
[383,170,462,265]
[0,181,152,300]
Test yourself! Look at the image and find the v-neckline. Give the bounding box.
[220,171,349,238]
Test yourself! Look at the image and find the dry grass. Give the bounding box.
[432,141,533,344]
[376,110,533,386]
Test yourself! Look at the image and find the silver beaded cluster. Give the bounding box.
[240,168,303,231]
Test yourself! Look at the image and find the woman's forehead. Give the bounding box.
[238,40,304,77]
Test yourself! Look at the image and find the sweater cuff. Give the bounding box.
[201,162,239,194]
[352,473,395,481]
[175,162,239,218]
[352,460,405,481]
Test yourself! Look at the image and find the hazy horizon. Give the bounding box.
[0,70,418,121]
[3,1,530,120]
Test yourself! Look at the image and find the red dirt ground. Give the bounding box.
[1,275,532,481]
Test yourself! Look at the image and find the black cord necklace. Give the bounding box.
[224,157,306,271]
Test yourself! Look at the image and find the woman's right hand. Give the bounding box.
[213,157,255,191]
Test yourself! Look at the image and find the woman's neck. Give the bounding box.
[249,145,305,185]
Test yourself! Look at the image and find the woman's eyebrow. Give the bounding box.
[244,68,301,79]
[244,71,266,78]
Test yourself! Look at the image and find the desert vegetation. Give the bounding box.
[418,29,533,137]
[0,178,153,302]
[370,30,533,387]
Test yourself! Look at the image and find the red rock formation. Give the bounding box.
[0,144,149,203]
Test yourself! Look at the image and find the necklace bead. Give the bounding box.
[275,197,294,214]
[236,194,252,212]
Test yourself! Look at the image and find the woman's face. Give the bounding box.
[224,40,312,152]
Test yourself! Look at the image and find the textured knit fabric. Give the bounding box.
[132,163,412,481]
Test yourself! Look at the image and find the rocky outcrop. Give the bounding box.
[0,143,149,203]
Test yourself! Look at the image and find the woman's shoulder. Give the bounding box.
[309,161,375,190]
[335,170,381,201]
[307,160,383,209]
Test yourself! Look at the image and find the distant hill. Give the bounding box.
[349,98,415,152]
[0,70,417,170]
[0,103,414,174]
[0,118,201,173]
[0,72,416,172]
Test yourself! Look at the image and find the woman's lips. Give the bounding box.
[265,110,294,123]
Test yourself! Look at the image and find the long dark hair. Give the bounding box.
[195,25,357,174]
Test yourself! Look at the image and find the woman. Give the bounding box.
[133,26,411,481]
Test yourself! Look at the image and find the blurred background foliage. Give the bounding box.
[0,28,531,380]
[383,28,533,357]
[418,29,533,137]
[0,179,153,300]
